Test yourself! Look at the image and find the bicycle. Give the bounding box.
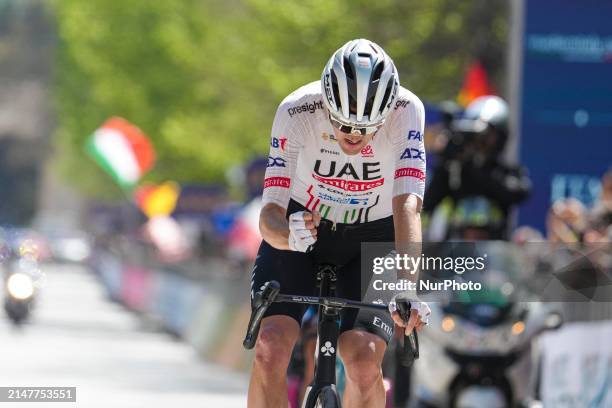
[244,263,419,408]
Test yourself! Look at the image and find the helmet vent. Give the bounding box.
[330,70,341,109]
[343,56,354,79]
[372,62,384,82]
[380,80,393,113]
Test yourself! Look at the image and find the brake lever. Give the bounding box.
[243,280,280,349]
[396,299,419,367]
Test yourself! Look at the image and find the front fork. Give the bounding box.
[303,266,341,407]
[313,307,340,385]
[303,307,340,407]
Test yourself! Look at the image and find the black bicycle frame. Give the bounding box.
[307,264,341,396]
[243,263,419,407]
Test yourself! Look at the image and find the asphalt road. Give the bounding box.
[0,263,248,408]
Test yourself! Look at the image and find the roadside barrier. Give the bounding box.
[91,248,254,371]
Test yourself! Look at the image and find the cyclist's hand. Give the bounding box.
[389,297,430,334]
[288,211,320,252]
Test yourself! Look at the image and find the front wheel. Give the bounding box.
[312,386,341,408]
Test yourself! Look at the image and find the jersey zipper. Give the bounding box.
[332,154,351,231]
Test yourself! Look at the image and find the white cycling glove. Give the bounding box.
[288,211,317,252]
[388,292,431,325]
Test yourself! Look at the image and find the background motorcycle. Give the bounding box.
[2,249,42,326]
[411,242,563,408]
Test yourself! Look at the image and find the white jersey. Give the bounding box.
[262,81,426,224]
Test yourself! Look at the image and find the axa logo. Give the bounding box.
[271,137,287,150]
[361,145,374,157]
[267,156,286,168]
[314,160,381,181]
[400,148,425,162]
[394,99,410,110]
[320,341,335,357]
[408,130,422,141]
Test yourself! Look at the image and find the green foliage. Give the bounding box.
[51,0,507,198]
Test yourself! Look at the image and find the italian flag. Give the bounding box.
[86,117,156,189]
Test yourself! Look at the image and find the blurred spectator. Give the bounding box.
[424,96,531,240]
[223,156,267,275]
[546,170,612,244]
[546,198,587,243]
[584,170,612,243]
[512,225,544,244]
[244,157,268,200]
[425,100,463,157]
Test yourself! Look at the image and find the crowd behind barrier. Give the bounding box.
[90,233,256,371]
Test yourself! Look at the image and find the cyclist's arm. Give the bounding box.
[393,194,422,266]
[390,94,426,280]
[259,94,304,250]
[260,203,290,250]
[388,95,429,331]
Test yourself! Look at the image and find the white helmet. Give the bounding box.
[453,95,509,134]
[321,39,399,128]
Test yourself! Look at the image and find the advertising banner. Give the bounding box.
[517,0,612,231]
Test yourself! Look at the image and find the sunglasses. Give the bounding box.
[328,114,383,136]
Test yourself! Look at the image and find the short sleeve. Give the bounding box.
[390,95,426,199]
[261,96,304,209]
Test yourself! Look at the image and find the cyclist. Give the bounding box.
[249,39,430,408]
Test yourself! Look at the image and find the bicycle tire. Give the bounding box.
[311,385,341,408]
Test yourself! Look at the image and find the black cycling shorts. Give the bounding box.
[251,199,396,344]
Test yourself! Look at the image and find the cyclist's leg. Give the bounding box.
[248,239,316,408]
[338,330,387,408]
[249,315,300,408]
[336,255,394,408]
[298,306,318,405]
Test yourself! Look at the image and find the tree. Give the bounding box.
[51,0,508,199]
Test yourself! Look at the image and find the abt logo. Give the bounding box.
[271,137,287,150]
[320,341,335,357]
[361,145,374,157]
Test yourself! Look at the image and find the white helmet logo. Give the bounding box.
[357,57,370,68]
